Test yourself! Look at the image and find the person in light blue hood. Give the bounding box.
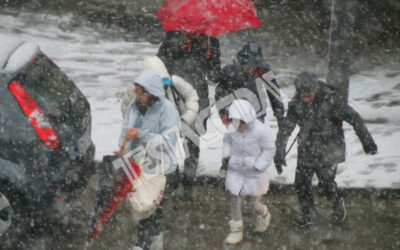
[118,70,181,174]
[117,70,181,250]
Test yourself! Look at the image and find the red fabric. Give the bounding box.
[88,159,141,243]
[252,68,267,77]
[156,0,262,37]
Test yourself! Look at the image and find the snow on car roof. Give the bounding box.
[0,39,39,73]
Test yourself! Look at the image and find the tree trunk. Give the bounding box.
[327,0,356,103]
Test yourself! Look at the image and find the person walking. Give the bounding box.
[121,55,200,201]
[274,71,378,227]
[222,99,275,245]
[157,31,222,200]
[117,70,181,250]
[215,41,284,127]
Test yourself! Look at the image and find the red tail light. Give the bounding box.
[8,80,60,149]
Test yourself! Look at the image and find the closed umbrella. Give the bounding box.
[87,155,141,243]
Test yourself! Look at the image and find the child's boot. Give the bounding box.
[224,220,243,245]
[254,205,271,232]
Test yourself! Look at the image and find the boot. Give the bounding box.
[332,198,346,222]
[149,233,163,250]
[224,220,243,245]
[132,233,163,250]
[295,207,318,227]
[254,205,271,233]
[295,214,313,227]
[131,247,144,250]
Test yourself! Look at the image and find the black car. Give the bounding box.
[0,40,95,248]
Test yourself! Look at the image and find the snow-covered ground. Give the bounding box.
[1,11,399,188]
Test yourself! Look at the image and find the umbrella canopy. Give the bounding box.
[156,0,262,37]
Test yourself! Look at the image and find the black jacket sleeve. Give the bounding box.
[334,100,377,154]
[266,78,285,124]
[275,100,298,159]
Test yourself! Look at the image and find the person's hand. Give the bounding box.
[364,142,378,155]
[113,150,121,155]
[125,128,140,143]
[274,153,286,175]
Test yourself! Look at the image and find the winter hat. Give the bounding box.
[295,71,320,96]
[134,70,165,98]
[236,41,270,70]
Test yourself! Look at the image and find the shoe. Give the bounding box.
[149,233,163,250]
[295,208,318,228]
[295,215,313,227]
[132,233,163,250]
[131,247,144,250]
[254,209,271,233]
[224,220,243,245]
[181,189,194,202]
[332,198,346,222]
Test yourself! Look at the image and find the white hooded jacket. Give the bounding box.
[119,71,181,174]
[121,56,199,126]
[223,100,276,196]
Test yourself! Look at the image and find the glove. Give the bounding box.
[364,142,378,155]
[274,153,286,175]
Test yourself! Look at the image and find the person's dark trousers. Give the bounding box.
[182,139,199,200]
[136,171,180,250]
[295,163,342,217]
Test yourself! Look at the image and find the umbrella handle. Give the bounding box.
[120,129,139,153]
[285,131,300,157]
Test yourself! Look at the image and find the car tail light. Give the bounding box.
[8,80,60,149]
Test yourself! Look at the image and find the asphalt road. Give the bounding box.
[35,175,400,250]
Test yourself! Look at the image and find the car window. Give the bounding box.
[23,55,76,101]
[17,54,88,117]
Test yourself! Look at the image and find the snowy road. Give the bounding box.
[1,10,399,188]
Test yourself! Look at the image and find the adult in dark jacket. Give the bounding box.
[157,31,222,200]
[215,42,284,127]
[158,31,221,88]
[158,31,221,110]
[274,71,378,227]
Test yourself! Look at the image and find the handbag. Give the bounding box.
[125,137,167,221]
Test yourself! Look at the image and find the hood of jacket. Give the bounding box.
[294,71,320,96]
[228,99,257,124]
[236,41,270,71]
[134,70,165,98]
[142,56,170,80]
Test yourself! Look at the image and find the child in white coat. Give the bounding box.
[222,99,276,245]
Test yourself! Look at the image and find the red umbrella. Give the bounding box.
[156,0,262,37]
[87,156,141,244]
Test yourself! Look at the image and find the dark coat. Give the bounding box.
[275,82,377,167]
[215,42,284,123]
[157,31,222,111]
